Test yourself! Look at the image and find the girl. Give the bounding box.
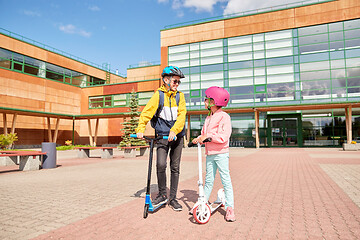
[192,86,235,222]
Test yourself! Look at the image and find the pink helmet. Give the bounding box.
[205,86,230,107]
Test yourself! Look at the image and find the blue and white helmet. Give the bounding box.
[161,66,185,78]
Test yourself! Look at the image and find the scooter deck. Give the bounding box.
[209,202,223,213]
[145,194,167,212]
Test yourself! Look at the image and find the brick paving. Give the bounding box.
[0,148,359,239]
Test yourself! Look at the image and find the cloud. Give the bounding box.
[88,5,100,11]
[183,0,225,13]
[160,0,226,14]
[177,11,184,17]
[172,0,182,9]
[159,0,304,16]
[223,0,301,15]
[23,10,41,17]
[59,24,91,38]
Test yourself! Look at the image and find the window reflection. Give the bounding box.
[299,33,328,45]
[302,88,330,97]
[228,60,252,69]
[300,70,330,81]
[329,32,344,42]
[299,43,328,54]
[230,86,254,95]
[298,24,328,36]
[267,82,294,92]
[266,56,293,66]
[301,80,331,90]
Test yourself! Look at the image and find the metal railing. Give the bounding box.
[128,61,160,69]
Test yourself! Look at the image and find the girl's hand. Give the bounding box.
[193,135,207,145]
[198,135,206,144]
[192,137,199,144]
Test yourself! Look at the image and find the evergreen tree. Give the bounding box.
[119,90,146,147]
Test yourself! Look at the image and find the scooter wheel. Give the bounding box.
[143,205,149,219]
[193,204,211,224]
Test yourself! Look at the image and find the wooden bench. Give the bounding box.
[74,147,117,159]
[120,145,150,158]
[0,151,47,171]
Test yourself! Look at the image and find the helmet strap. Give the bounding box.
[206,97,215,116]
[167,76,172,88]
[162,76,171,91]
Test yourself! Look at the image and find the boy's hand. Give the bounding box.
[136,132,144,139]
[168,131,177,142]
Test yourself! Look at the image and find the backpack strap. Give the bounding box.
[175,91,180,106]
[154,90,164,118]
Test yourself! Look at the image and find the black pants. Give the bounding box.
[156,137,183,200]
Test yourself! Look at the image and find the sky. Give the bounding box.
[0,0,307,76]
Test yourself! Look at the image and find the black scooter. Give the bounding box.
[130,134,169,218]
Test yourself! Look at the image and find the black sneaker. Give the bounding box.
[169,199,183,211]
[152,194,167,208]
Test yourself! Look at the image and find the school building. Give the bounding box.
[161,0,360,148]
[1,0,360,148]
[0,30,160,147]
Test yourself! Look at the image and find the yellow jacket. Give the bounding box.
[136,85,187,136]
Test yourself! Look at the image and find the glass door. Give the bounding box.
[271,118,284,146]
[268,114,301,147]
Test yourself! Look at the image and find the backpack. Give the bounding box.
[150,90,180,129]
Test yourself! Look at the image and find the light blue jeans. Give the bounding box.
[204,152,234,209]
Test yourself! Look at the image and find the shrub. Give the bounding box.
[0,133,18,149]
[56,144,92,151]
[56,145,74,151]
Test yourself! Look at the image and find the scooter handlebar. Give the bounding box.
[130,134,169,141]
[188,137,212,147]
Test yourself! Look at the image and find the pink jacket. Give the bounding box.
[201,109,232,155]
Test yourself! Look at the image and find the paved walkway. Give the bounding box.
[0,148,359,239]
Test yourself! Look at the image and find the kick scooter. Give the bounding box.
[188,138,226,224]
[130,134,169,219]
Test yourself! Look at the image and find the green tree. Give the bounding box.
[119,90,146,147]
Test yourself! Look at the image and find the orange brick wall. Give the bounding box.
[0,67,82,145]
[126,65,161,82]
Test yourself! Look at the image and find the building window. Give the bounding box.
[89,96,105,108]
[0,47,108,87]
[138,92,154,105]
[89,91,154,109]
[168,19,360,109]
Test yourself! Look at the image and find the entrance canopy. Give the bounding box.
[0,106,130,145]
[185,102,360,148]
[2,102,360,148]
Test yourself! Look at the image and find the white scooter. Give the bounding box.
[188,138,226,224]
